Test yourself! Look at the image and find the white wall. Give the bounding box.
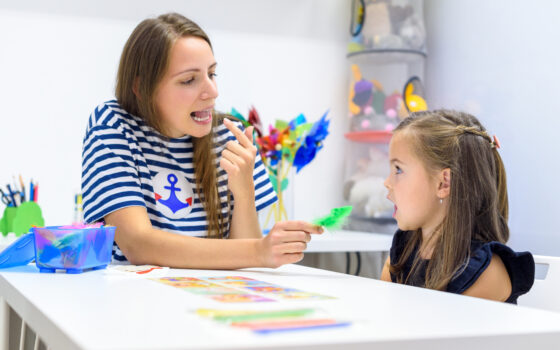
[424,0,560,256]
[4,0,556,258]
[0,0,349,226]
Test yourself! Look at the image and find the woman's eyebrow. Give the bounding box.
[172,62,217,77]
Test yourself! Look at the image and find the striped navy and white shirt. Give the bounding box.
[81,100,277,262]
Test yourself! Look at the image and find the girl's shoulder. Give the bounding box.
[448,241,535,303]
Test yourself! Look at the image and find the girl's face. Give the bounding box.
[154,36,218,138]
[384,132,445,235]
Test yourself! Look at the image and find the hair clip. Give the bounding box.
[492,135,501,149]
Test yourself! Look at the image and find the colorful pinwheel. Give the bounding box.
[231,107,330,226]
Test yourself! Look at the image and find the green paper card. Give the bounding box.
[312,206,353,229]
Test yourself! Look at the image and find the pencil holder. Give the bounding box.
[0,202,45,237]
[0,207,17,236]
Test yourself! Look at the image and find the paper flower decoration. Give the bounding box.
[231,107,330,226]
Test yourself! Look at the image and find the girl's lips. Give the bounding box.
[393,205,397,218]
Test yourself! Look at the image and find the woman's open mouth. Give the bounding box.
[190,108,213,125]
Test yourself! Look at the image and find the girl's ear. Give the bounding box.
[437,168,451,199]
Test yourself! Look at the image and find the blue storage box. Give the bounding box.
[32,226,115,273]
[0,225,115,274]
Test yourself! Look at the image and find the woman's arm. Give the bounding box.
[462,255,512,302]
[220,118,262,239]
[228,189,262,239]
[105,206,321,269]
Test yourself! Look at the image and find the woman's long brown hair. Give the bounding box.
[390,110,509,290]
[115,13,227,238]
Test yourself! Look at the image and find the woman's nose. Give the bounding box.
[201,76,218,100]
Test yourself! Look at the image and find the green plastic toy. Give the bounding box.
[0,201,44,236]
[0,207,17,236]
[312,206,353,229]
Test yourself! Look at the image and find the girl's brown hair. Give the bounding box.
[390,110,509,290]
[115,13,227,238]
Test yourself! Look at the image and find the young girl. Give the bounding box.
[380,110,534,304]
[81,13,321,269]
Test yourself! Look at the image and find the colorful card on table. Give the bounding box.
[150,276,335,303]
[107,264,169,276]
[196,307,351,334]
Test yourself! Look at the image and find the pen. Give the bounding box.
[6,184,17,207]
[13,192,21,206]
[0,188,13,206]
[33,183,38,202]
[29,180,34,202]
[19,175,26,202]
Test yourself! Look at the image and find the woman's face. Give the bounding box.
[154,36,218,138]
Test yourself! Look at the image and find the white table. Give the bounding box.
[305,229,393,276]
[2,263,560,350]
[305,229,393,253]
[0,230,393,255]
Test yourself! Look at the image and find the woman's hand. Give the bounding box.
[258,220,324,268]
[221,118,257,197]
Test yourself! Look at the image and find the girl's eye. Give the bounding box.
[209,72,217,79]
[395,166,402,174]
[181,78,195,85]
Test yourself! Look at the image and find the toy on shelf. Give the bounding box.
[348,64,404,132]
[348,64,428,133]
[402,75,428,113]
[348,0,426,54]
[230,107,330,228]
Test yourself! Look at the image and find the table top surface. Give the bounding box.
[2,263,560,350]
[305,229,393,252]
[0,230,393,255]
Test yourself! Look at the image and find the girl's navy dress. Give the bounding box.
[389,230,535,304]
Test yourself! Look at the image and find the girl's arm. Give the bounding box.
[105,206,321,269]
[380,256,392,282]
[379,253,512,303]
[462,255,512,302]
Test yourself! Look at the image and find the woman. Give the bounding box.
[81,13,321,269]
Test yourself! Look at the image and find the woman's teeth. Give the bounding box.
[191,110,211,122]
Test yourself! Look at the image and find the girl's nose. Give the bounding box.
[383,175,390,189]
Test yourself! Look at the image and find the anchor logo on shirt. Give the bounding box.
[154,172,193,215]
